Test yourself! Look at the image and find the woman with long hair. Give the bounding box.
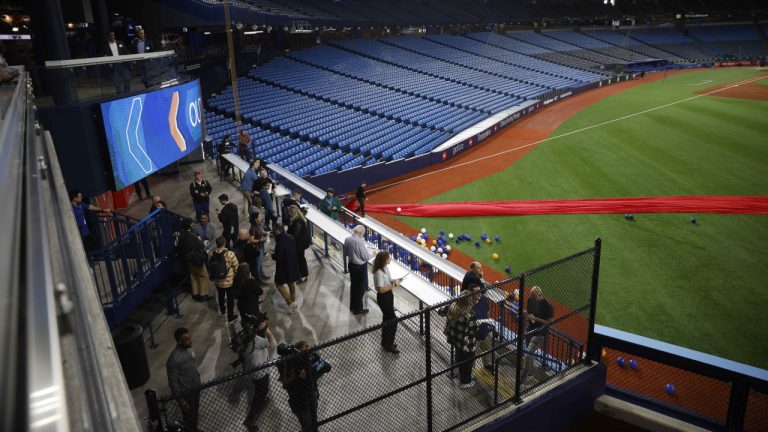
[372,251,403,354]
[287,205,310,282]
[445,285,481,388]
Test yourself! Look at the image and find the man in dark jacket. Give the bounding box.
[104,30,130,93]
[258,180,276,231]
[272,224,300,313]
[355,182,367,217]
[461,261,484,292]
[217,193,239,249]
[177,219,210,301]
[166,328,202,431]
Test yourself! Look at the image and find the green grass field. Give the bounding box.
[399,68,768,369]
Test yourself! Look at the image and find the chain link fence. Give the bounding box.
[147,240,601,431]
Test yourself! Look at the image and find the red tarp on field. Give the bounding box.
[366,196,768,217]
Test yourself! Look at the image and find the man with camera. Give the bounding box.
[278,341,331,431]
[232,313,275,432]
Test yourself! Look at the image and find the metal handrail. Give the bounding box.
[0,74,30,431]
[29,78,143,430]
[44,50,177,69]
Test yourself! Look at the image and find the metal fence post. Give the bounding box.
[424,307,433,432]
[144,388,163,431]
[514,275,526,403]
[584,237,602,366]
[726,379,749,432]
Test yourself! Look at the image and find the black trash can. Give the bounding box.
[111,324,151,389]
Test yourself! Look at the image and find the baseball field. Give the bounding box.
[369,67,768,369]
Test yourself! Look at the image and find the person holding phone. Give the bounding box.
[372,251,403,354]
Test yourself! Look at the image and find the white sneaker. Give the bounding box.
[459,381,475,389]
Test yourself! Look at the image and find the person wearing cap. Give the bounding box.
[189,169,213,222]
[320,187,341,221]
[241,313,275,432]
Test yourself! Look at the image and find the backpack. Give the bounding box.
[208,250,229,280]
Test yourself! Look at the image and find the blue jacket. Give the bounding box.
[240,168,258,192]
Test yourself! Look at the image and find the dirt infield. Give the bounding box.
[357,69,768,423]
[695,76,768,100]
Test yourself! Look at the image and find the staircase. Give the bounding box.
[87,209,186,329]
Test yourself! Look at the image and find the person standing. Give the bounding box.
[238,129,252,160]
[104,30,130,94]
[248,211,268,280]
[193,212,217,245]
[281,189,303,226]
[242,313,275,432]
[235,263,263,317]
[372,251,403,354]
[235,228,258,279]
[217,135,233,180]
[131,27,155,88]
[240,160,259,216]
[287,206,309,282]
[166,328,202,431]
[445,286,481,388]
[272,224,300,313]
[70,190,110,251]
[281,341,327,431]
[521,286,554,381]
[319,188,341,221]
[258,180,276,231]
[355,182,367,217]
[343,225,371,315]
[217,194,239,249]
[189,169,212,222]
[212,236,239,323]
[461,262,485,292]
[134,177,151,201]
[178,219,211,302]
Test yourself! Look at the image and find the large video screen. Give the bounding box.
[101,79,203,190]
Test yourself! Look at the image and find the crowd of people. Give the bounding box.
[70,154,556,431]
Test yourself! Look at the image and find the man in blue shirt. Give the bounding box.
[70,190,110,251]
[131,27,154,88]
[240,160,260,216]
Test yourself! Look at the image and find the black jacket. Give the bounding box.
[272,232,300,285]
[177,230,204,263]
[288,219,309,251]
[189,180,212,204]
[218,202,239,237]
[104,39,129,56]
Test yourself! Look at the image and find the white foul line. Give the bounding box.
[370,74,768,193]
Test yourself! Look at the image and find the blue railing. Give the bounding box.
[591,325,768,431]
[87,209,179,326]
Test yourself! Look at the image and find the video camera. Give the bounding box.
[229,312,266,368]
[277,343,332,377]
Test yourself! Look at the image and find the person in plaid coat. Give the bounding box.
[445,285,481,388]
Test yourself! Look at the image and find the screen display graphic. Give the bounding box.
[101,79,203,190]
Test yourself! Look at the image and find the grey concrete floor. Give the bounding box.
[122,160,386,425]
